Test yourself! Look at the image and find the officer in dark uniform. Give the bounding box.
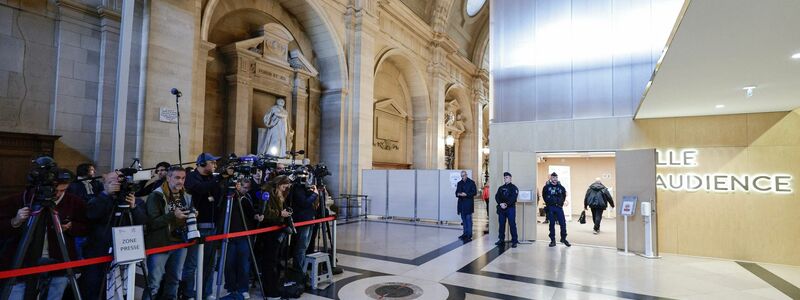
[495,172,519,247]
[542,172,570,247]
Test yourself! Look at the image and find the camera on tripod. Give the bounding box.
[115,167,142,207]
[27,156,73,207]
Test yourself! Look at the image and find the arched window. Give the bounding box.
[466,0,486,17]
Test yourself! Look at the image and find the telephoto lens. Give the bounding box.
[185,209,201,241]
[283,208,297,235]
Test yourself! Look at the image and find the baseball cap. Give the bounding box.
[196,153,220,165]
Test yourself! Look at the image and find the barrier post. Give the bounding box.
[332,218,338,268]
[196,245,203,299]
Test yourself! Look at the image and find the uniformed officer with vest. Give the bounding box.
[495,172,519,248]
[542,172,571,247]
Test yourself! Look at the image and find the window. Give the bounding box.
[466,0,486,17]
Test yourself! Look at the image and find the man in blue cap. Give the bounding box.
[182,152,224,299]
[542,172,570,247]
[495,172,519,247]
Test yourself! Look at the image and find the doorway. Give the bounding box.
[535,152,617,248]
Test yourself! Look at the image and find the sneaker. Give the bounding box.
[561,239,571,247]
[549,240,556,247]
[242,292,250,299]
[495,240,504,246]
[593,230,598,234]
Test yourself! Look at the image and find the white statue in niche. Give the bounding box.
[258,98,289,156]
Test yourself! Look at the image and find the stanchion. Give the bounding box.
[196,245,203,300]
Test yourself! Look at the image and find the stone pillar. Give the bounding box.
[330,1,378,195]
[225,73,253,155]
[473,69,489,183]
[292,73,309,154]
[427,0,456,169]
[190,40,216,156]
[94,8,122,171]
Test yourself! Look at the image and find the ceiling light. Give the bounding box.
[792,52,800,59]
[715,104,725,109]
[742,86,757,97]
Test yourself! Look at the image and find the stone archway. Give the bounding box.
[373,49,432,169]
[193,0,347,163]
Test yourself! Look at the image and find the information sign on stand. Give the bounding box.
[111,225,146,300]
[517,190,533,244]
[619,196,637,256]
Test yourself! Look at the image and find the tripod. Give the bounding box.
[99,200,151,299]
[214,184,266,299]
[0,193,82,300]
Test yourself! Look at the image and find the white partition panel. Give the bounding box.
[415,170,440,220]
[439,170,472,222]
[387,170,416,218]
[362,170,388,217]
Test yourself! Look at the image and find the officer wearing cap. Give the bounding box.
[181,152,224,299]
[495,172,519,247]
[542,172,570,247]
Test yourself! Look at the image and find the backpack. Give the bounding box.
[279,280,305,298]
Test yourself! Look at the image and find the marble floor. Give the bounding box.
[300,220,800,300]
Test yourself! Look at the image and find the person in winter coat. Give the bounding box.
[495,172,519,247]
[542,172,570,247]
[455,171,477,241]
[583,178,615,234]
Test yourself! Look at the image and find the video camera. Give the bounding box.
[223,153,280,183]
[26,156,74,207]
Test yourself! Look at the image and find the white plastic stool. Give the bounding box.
[304,252,332,289]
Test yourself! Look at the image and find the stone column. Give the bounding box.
[225,72,253,155]
[427,0,456,169]
[190,40,216,156]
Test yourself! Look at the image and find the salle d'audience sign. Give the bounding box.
[656,149,793,194]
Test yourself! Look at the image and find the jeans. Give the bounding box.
[591,207,605,231]
[9,277,68,300]
[293,225,313,275]
[460,213,473,238]
[183,227,216,298]
[225,238,252,294]
[497,206,518,243]
[75,236,87,259]
[145,248,187,300]
[547,206,568,241]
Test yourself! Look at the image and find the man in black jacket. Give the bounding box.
[542,172,570,247]
[80,171,147,299]
[182,153,223,299]
[495,172,519,247]
[455,170,477,241]
[583,179,615,234]
[290,180,319,277]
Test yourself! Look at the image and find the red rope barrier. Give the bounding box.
[0,216,337,279]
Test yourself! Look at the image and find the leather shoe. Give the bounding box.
[548,241,556,247]
[495,240,504,246]
[561,239,571,247]
[511,243,517,248]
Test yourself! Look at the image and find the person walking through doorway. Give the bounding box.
[583,178,615,234]
[542,172,570,247]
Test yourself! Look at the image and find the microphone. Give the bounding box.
[171,88,182,97]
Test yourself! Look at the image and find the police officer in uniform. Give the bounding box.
[495,172,519,248]
[542,172,570,247]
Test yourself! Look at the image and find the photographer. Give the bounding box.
[289,176,319,278]
[80,171,146,299]
[182,153,226,299]
[67,162,104,203]
[135,161,171,197]
[223,179,263,299]
[144,166,191,300]
[258,175,293,300]
[0,168,89,299]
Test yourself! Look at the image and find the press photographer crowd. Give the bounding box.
[0,151,335,300]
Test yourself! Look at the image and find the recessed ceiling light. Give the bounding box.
[715,104,725,109]
[792,52,800,59]
[742,86,757,97]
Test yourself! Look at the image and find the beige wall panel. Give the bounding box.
[537,157,617,216]
[572,118,619,150]
[623,118,677,148]
[655,191,678,254]
[535,120,575,151]
[748,111,800,147]
[674,114,748,147]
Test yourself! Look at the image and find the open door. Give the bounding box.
[615,149,658,256]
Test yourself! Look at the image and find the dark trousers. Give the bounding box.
[260,232,282,298]
[591,207,605,231]
[79,262,109,299]
[547,206,568,241]
[225,238,252,294]
[497,206,518,243]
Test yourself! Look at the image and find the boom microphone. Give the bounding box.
[171,88,182,97]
